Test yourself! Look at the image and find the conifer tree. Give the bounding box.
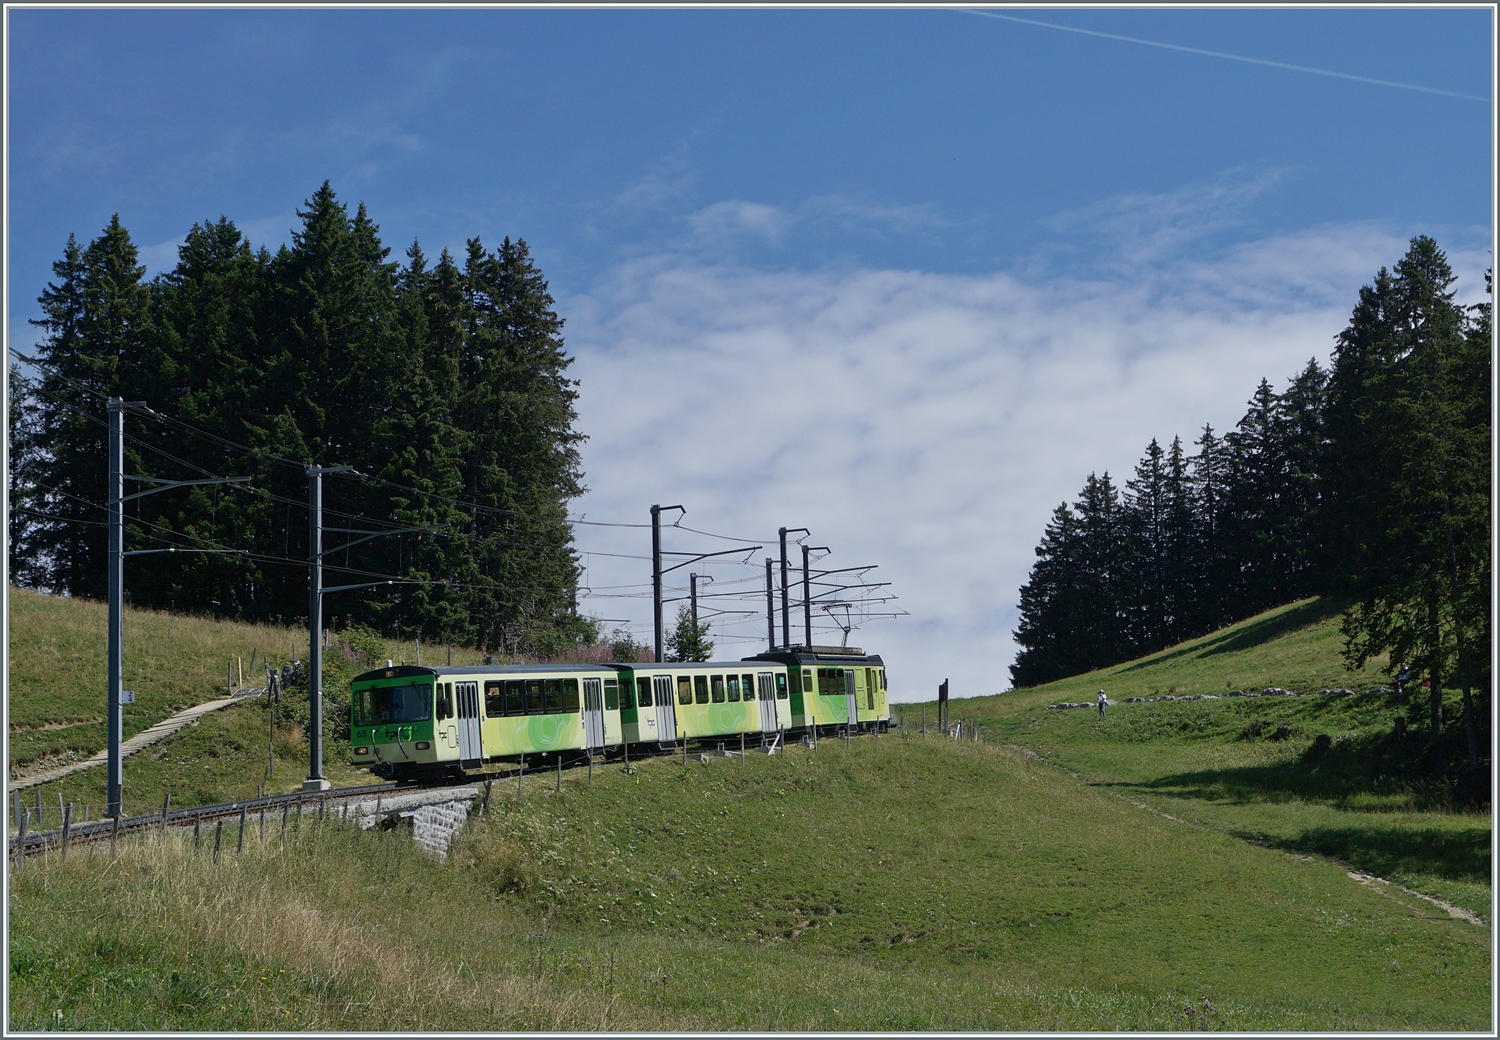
[1325,237,1488,743]
[666,603,714,662]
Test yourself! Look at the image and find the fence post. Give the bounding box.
[740,732,745,762]
[259,806,267,846]
[161,793,171,838]
[60,804,72,860]
[11,789,18,830]
[236,807,247,857]
[193,814,202,853]
[35,790,42,827]
[280,802,290,846]
[110,812,121,855]
[518,755,524,799]
[481,779,493,815]
[16,809,30,866]
[212,819,223,862]
[556,755,562,793]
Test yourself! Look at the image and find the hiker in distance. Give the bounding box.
[1097,690,1107,717]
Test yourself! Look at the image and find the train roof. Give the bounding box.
[351,663,621,683]
[741,646,885,666]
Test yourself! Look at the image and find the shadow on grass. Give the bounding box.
[1227,823,1491,885]
[1120,725,1490,811]
[1113,598,1343,675]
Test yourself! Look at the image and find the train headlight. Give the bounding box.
[415,741,431,751]
[354,746,369,756]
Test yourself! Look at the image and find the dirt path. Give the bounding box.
[8,688,265,792]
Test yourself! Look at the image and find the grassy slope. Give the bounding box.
[7,588,488,817]
[9,737,1490,1031]
[909,598,1492,919]
[7,592,1491,1030]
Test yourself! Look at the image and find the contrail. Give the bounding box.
[959,9,1489,103]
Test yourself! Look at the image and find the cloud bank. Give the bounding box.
[562,223,1488,703]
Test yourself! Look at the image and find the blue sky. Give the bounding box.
[6,7,1493,700]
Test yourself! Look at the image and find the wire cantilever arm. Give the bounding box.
[118,475,253,503]
[320,524,450,558]
[658,545,762,575]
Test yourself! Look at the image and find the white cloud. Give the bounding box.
[689,200,791,243]
[564,222,1450,705]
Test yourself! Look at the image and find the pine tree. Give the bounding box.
[1011,501,1084,687]
[25,218,152,597]
[1161,434,1196,645]
[1326,237,1488,745]
[1125,438,1170,652]
[16,187,592,659]
[666,603,714,662]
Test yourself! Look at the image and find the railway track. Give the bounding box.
[8,723,858,863]
[6,771,489,863]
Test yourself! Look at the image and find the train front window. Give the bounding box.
[354,683,432,726]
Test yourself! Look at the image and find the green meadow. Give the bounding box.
[7,591,1491,1030]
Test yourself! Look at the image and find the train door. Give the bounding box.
[456,681,484,766]
[653,675,677,742]
[844,670,859,730]
[582,678,605,750]
[756,672,778,732]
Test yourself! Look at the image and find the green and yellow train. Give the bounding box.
[349,646,889,781]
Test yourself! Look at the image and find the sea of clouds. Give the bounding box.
[562,219,1488,704]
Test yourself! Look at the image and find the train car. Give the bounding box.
[348,663,624,779]
[740,646,889,734]
[615,661,791,746]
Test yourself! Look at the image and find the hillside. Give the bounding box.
[7,588,491,813]
[909,598,1490,920]
[7,592,1492,1030]
[9,733,1490,1030]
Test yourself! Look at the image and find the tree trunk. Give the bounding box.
[1463,684,1478,772]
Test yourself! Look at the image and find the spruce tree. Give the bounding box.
[666,603,714,662]
[1326,237,1488,744]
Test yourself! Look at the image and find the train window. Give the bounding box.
[711,676,726,703]
[604,679,619,711]
[776,673,788,699]
[436,683,453,720]
[351,686,435,728]
[484,681,504,717]
[694,675,709,704]
[562,678,580,712]
[544,679,565,713]
[880,670,887,691]
[866,669,875,709]
[742,674,756,699]
[526,680,545,714]
[504,680,525,715]
[802,669,812,693]
[725,675,739,702]
[678,676,693,705]
[637,678,651,708]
